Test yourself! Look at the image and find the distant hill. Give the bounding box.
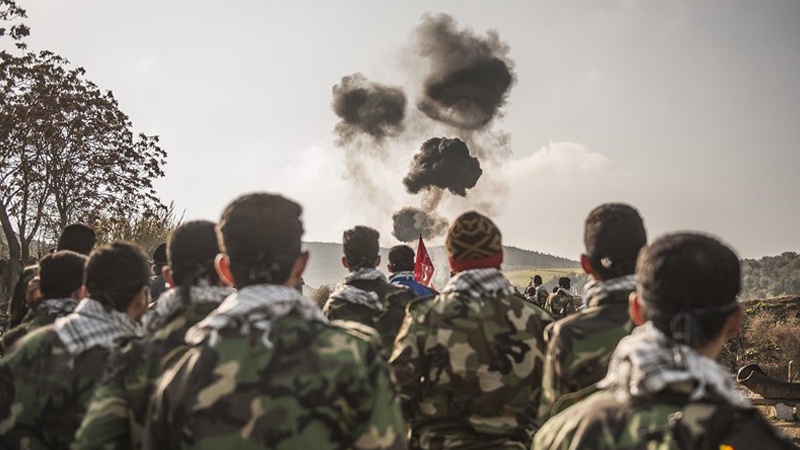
[301,241,578,290]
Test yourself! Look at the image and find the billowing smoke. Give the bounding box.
[392,207,449,242]
[415,14,515,130]
[403,137,482,196]
[332,73,406,144]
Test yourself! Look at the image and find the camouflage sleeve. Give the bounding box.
[323,297,364,323]
[72,346,138,450]
[537,333,564,424]
[388,305,429,421]
[350,342,408,450]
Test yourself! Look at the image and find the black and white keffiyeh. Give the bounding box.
[598,321,750,409]
[54,298,143,355]
[185,284,326,348]
[581,274,637,307]
[442,268,516,299]
[325,268,387,312]
[142,285,234,333]
[37,297,78,318]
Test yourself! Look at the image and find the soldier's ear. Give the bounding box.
[288,251,309,287]
[724,304,744,338]
[341,256,349,269]
[629,292,645,326]
[163,267,175,289]
[215,254,235,287]
[580,254,594,276]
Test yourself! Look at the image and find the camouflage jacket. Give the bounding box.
[0,297,77,354]
[533,322,796,450]
[143,284,407,450]
[390,268,551,450]
[532,387,796,449]
[544,289,575,320]
[323,269,416,358]
[73,286,233,450]
[0,326,111,449]
[537,287,633,423]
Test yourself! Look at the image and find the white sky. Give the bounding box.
[20,0,800,259]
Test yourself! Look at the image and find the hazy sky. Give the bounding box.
[19,0,800,259]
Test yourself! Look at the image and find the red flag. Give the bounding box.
[414,234,435,287]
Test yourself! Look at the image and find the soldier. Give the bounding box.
[537,203,647,422]
[390,211,551,449]
[1,250,86,352]
[143,193,406,449]
[524,275,548,307]
[0,242,149,449]
[533,233,796,449]
[73,221,234,449]
[149,242,168,301]
[387,244,437,298]
[322,226,416,357]
[544,276,574,320]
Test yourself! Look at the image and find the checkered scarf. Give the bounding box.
[598,321,750,409]
[37,297,78,318]
[442,268,515,299]
[54,298,143,355]
[325,268,386,312]
[581,274,637,307]
[142,284,235,333]
[185,284,326,348]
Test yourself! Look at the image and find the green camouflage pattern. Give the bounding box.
[1,307,64,354]
[390,291,551,449]
[144,312,407,450]
[537,289,633,423]
[532,389,797,449]
[324,278,416,358]
[543,289,575,320]
[0,326,110,449]
[73,300,222,450]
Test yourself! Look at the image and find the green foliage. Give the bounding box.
[93,202,182,258]
[740,252,800,300]
[310,284,332,309]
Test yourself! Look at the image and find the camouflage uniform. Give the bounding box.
[0,298,140,449]
[323,268,416,358]
[0,297,77,353]
[533,322,797,450]
[73,286,233,450]
[144,284,407,450]
[544,288,574,320]
[390,268,551,449]
[537,276,635,423]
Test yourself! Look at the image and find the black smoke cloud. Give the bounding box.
[415,14,515,130]
[403,137,482,196]
[332,73,406,144]
[392,207,449,242]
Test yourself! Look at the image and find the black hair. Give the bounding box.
[38,250,86,299]
[57,224,96,256]
[584,203,647,281]
[558,276,571,289]
[637,232,741,348]
[533,275,542,285]
[85,241,151,312]
[218,193,304,288]
[167,221,221,304]
[343,226,380,271]
[388,245,415,272]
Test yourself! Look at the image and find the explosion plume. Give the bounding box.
[391,207,449,242]
[332,73,407,144]
[415,13,515,130]
[403,137,482,196]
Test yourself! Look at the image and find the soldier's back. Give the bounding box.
[145,312,406,449]
[538,290,633,421]
[0,326,109,449]
[392,290,550,449]
[533,389,797,450]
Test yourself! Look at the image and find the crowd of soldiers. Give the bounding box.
[0,194,795,449]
